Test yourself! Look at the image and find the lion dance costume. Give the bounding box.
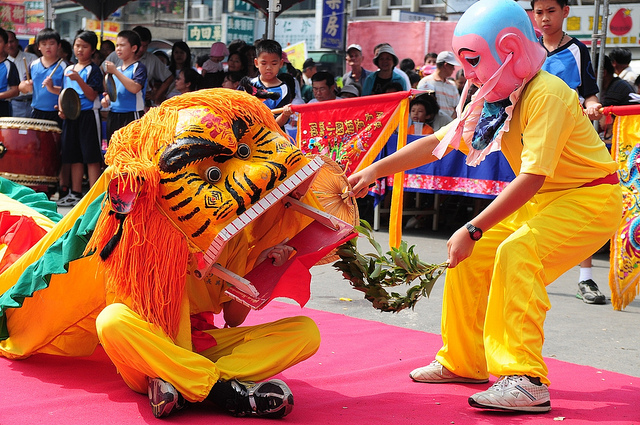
[0,89,331,419]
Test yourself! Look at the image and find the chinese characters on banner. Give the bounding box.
[0,3,25,26]
[291,91,411,175]
[321,0,344,50]
[292,91,411,247]
[187,24,223,48]
[225,15,255,44]
[2,0,44,35]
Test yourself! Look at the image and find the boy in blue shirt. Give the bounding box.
[101,30,147,142]
[0,27,20,117]
[250,39,293,127]
[55,30,104,207]
[18,28,66,126]
[532,0,606,303]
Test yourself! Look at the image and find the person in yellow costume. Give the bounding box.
[349,0,622,413]
[0,89,325,419]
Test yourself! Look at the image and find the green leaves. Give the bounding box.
[332,220,448,313]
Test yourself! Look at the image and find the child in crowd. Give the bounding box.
[250,39,294,127]
[101,30,147,142]
[411,93,452,134]
[533,0,601,120]
[0,28,19,117]
[59,39,74,64]
[172,68,201,96]
[532,0,605,303]
[56,30,104,207]
[202,42,228,75]
[166,41,192,98]
[407,96,435,135]
[19,28,66,126]
[221,71,244,90]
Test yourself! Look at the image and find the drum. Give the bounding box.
[0,117,62,193]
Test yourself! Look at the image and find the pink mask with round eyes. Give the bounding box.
[453,29,545,103]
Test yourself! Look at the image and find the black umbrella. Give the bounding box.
[71,0,131,20]
[241,0,304,16]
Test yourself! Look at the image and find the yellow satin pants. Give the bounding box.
[435,183,622,385]
[96,303,321,402]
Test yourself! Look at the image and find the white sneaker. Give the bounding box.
[468,375,551,412]
[56,192,82,207]
[409,360,489,384]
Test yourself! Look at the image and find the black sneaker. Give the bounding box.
[576,279,606,304]
[148,377,186,418]
[219,379,294,418]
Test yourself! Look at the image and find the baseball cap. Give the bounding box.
[346,44,362,53]
[436,51,460,66]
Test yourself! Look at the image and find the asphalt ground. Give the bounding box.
[58,194,640,379]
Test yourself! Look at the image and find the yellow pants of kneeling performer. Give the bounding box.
[435,183,622,386]
[96,303,321,402]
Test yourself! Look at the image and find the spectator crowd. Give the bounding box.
[1,24,637,212]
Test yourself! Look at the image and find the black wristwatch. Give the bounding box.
[465,222,483,241]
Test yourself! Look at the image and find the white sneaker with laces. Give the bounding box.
[409,360,489,384]
[468,375,551,412]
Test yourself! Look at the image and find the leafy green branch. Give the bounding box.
[333,220,448,312]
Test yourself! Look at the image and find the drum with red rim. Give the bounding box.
[0,117,61,193]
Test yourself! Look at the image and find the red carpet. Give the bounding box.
[1,301,638,424]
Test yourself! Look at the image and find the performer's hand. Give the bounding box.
[103,61,116,75]
[42,75,53,90]
[256,238,296,267]
[585,103,603,121]
[348,169,376,198]
[65,69,81,82]
[446,226,476,268]
[101,93,110,108]
[55,103,66,120]
[281,104,293,118]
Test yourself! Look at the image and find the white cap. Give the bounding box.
[436,51,460,66]
[346,44,362,53]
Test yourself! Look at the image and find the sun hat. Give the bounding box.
[340,84,360,97]
[210,42,229,57]
[373,45,399,68]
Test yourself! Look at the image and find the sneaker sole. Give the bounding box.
[576,293,606,305]
[468,397,551,413]
[409,373,488,384]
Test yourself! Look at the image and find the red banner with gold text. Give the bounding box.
[291,91,411,176]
